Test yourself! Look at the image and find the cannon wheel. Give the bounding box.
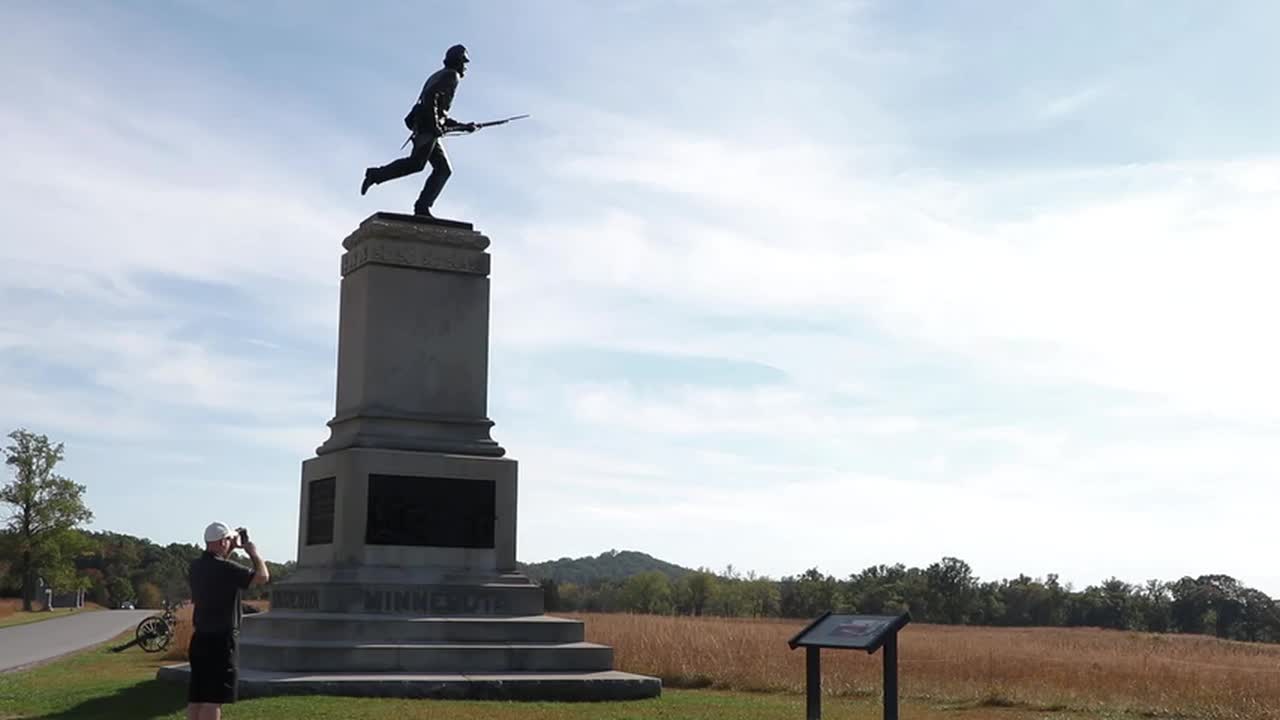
[136,616,172,653]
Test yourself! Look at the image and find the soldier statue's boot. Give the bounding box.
[413,173,447,218]
[360,169,376,196]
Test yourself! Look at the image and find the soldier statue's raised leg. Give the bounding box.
[362,135,452,217]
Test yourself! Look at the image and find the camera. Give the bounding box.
[237,527,249,545]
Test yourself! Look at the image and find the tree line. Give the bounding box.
[0,526,294,610]
[538,556,1280,644]
[0,428,291,609]
[6,427,1279,644]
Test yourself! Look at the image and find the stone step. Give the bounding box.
[157,664,662,701]
[240,639,614,673]
[241,612,584,644]
[267,582,544,616]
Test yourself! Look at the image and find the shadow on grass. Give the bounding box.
[34,679,186,720]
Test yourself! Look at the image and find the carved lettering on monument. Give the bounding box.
[341,239,489,276]
[272,589,320,610]
[361,588,508,615]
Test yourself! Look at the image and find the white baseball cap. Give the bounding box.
[204,522,236,543]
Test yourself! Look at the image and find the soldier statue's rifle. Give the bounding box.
[445,113,529,135]
[401,114,529,148]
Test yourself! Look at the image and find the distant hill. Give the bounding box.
[519,550,693,585]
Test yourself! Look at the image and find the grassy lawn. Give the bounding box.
[0,635,1140,720]
[0,607,100,630]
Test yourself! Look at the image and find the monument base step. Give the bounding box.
[156,664,661,701]
[242,612,585,644]
[239,638,613,673]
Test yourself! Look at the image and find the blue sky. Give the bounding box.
[3,1,1280,595]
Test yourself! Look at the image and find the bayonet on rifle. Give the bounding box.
[443,114,531,135]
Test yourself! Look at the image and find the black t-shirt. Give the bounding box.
[189,551,254,633]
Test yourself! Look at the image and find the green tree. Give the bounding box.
[741,578,781,617]
[82,567,105,599]
[557,582,582,611]
[620,571,674,614]
[541,578,562,611]
[1,430,93,610]
[995,574,1048,626]
[971,580,1005,625]
[1169,576,1213,635]
[108,575,135,607]
[156,543,200,601]
[136,581,164,609]
[1238,588,1280,643]
[1091,578,1139,629]
[1037,574,1070,626]
[780,568,839,618]
[36,529,93,593]
[676,569,719,616]
[1136,580,1172,633]
[706,579,751,616]
[925,557,977,624]
[845,564,905,615]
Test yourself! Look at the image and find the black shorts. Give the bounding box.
[188,631,238,704]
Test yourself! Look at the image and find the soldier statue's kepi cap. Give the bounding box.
[445,44,469,64]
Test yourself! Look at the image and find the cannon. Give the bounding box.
[110,602,178,653]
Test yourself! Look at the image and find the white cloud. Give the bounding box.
[1041,85,1108,119]
[501,116,1280,423]
[564,381,921,439]
[487,120,1280,591]
[3,2,1279,597]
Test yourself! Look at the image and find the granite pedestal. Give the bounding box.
[159,214,660,700]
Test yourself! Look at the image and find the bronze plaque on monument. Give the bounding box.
[365,473,496,548]
[305,477,336,545]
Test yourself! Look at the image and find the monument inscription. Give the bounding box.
[272,589,320,610]
[340,238,489,276]
[362,588,508,615]
[365,473,496,548]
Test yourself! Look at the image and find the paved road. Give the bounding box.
[0,609,154,672]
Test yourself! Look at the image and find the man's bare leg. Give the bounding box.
[189,703,220,720]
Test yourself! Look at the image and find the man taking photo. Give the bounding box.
[187,522,269,720]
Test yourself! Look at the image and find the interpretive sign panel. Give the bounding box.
[788,612,909,653]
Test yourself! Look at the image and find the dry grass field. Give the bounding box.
[163,604,195,662]
[160,606,1280,718]
[0,596,101,628]
[576,613,1280,718]
[0,597,42,616]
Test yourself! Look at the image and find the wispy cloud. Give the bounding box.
[3,1,1279,595]
[1041,85,1107,119]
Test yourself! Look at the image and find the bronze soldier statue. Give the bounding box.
[361,44,477,217]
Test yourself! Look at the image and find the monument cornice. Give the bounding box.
[342,212,490,251]
[340,213,491,277]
